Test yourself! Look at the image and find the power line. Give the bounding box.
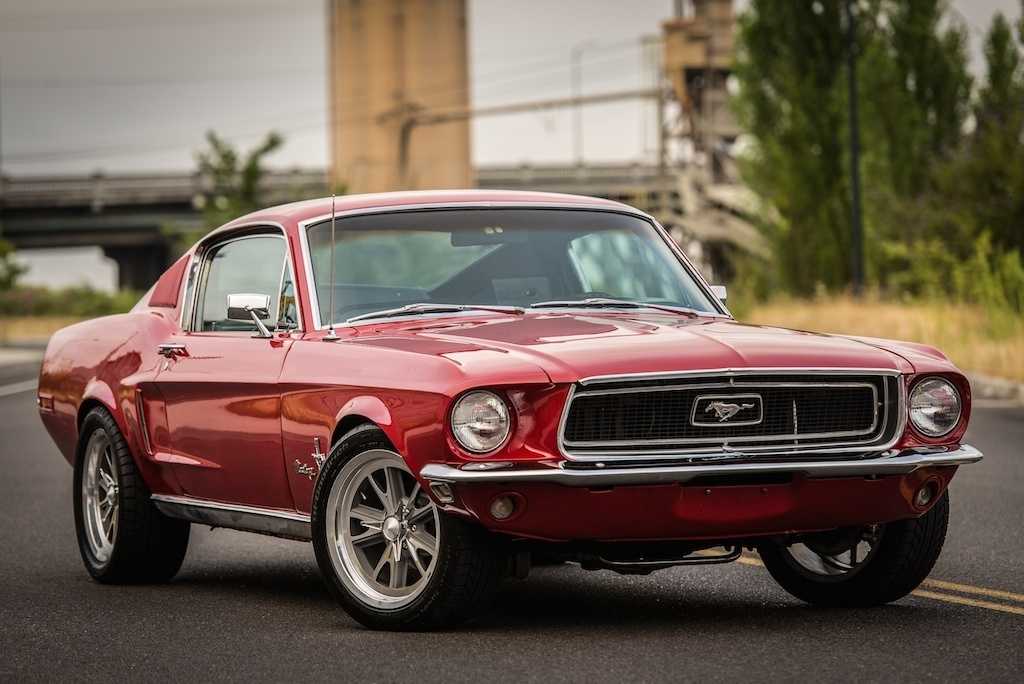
[3,34,653,91]
[4,42,655,164]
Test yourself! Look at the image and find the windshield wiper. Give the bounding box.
[346,302,524,324]
[529,297,702,317]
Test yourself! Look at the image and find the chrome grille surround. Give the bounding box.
[557,368,906,462]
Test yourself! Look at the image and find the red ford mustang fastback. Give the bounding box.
[38,190,981,630]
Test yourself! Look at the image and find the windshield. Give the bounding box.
[305,208,721,325]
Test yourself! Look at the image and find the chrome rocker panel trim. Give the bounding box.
[151,494,311,541]
[420,444,982,488]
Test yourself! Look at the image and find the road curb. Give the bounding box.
[0,340,49,351]
[0,348,43,365]
[968,373,1024,405]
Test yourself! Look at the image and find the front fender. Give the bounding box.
[335,395,402,452]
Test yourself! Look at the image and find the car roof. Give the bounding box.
[222,189,638,231]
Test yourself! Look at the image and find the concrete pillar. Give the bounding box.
[103,243,171,292]
[327,0,472,193]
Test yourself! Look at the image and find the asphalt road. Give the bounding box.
[1,361,1022,683]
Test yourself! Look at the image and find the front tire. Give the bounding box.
[757,492,949,607]
[312,425,503,630]
[73,407,190,583]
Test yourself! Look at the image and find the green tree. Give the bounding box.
[196,130,284,230]
[0,238,26,291]
[733,0,973,293]
[860,0,971,198]
[733,0,852,292]
[944,10,1024,255]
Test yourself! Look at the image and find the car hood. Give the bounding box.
[352,313,915,384]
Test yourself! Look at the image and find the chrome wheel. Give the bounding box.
[325,449,441,610]
[82,430,119,563]
[783,525,884,580]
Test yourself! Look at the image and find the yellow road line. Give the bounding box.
[732,552,1024,615]
[921,578,1024,604]
[910,590,1024,616]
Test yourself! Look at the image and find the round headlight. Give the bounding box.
[451,390,511,453]
[909,377,961,438]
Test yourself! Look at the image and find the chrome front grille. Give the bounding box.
[559,370,904,461]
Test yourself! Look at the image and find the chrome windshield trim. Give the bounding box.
[295,201,730,331]
[420,444,982,487]
[557,368,906,461]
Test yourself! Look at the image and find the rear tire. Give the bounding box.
[757,492,949,607]
[312,424,503,630]
[73,407,190,583]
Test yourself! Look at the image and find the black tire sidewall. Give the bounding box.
[72,407,190,583]
[73,411,122,578]
[757,492,950,607]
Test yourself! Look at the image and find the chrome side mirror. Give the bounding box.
[710,285,727,302]
[226,293,273,338]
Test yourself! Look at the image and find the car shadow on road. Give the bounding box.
[162,554,954,636]
[467,565,955,635]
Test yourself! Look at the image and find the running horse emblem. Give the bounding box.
[704,401,756,422]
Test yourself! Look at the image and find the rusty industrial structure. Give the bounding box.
[662,0,739,176]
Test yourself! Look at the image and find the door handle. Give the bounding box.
[157,343,188,358]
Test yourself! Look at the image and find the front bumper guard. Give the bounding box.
[420,445,982,488]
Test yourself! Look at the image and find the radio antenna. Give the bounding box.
[324,193,339,341]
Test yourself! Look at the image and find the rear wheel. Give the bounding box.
[312,425,503,630]
[73,407,190,583]
[757,492,949,607]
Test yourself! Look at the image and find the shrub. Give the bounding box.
[0,286,140,318]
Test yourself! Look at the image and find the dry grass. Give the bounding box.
[746,297,1024,382]
[0,316,82,345]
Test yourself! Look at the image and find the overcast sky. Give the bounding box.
[0,0,1017,290]
[0,0,676,176]
[0,0,1015,178]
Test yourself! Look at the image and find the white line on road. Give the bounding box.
[0,379,39,398]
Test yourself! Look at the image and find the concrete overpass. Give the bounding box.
[0,170,327,289]
[0,164,758,290]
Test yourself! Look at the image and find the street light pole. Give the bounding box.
[844,0,865,296]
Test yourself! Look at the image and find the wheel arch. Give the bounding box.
[75,382,126,465]
[332,395,402,452]
[76,381,150,483]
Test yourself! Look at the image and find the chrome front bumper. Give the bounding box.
[420,445,982,488]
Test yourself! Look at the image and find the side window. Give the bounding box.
[277,263,299,330]
[194,235,288,332]
[568,230,685,303]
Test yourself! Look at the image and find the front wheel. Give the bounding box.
[312,425,503,630]
[757,492,949,607]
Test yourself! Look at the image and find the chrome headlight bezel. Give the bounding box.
[450,390,512,454]
[908,377,962,438]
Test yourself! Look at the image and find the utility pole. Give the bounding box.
[0,56,4,213]
[570,44,586,166]
[844,0,865,296]
[0,55,6,231]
